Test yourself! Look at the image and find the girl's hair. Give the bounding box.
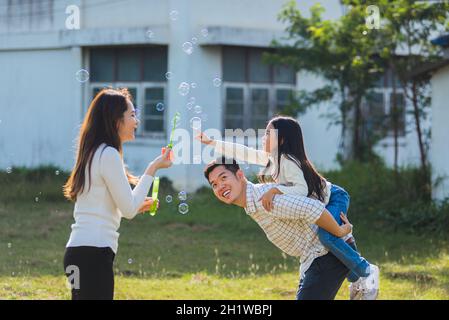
[63,88,138,202]
[258,115,327,202]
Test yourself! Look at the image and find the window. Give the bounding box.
[222,47,296,130]
[89,47,167,136]
[362,69,406,137]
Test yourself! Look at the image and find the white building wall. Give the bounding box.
[430,64,449,201]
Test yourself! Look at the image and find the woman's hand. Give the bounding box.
[339,213,353,237]
[138,197,159,214]
[258,188,282,212]
[195,131,215,145]
[146,147,173,176]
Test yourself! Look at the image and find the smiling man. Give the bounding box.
[204,157,357,300]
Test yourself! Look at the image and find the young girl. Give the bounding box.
[197,115,379,300]
[63,88,172,300]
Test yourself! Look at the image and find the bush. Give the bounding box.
[323,161,447,235]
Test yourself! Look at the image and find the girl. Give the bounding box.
[196,115,379,300]
[63,88,172,300]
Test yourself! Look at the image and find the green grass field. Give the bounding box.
[0,170,448,299]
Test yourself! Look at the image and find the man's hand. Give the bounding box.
[138,197,159,214]
[339,213,353,237]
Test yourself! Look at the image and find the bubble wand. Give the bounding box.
[161,111,180,160]
[148,112,180,216]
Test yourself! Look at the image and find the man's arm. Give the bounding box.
[269,194,352,237]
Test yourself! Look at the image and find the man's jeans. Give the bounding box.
[296,243,357,300]
[317,184,370,282]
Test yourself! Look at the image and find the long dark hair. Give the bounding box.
[258,116,327,202]
[63,88,137,202]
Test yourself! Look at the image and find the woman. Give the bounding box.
[63,88,172,300]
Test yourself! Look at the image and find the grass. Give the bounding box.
[0,168,448,300]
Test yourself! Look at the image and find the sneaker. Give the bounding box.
[349,278,363,300]
[360,264,380,300]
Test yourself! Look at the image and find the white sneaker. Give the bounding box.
[361,264,380,300]
[349,278,363,300]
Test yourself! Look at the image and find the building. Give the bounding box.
[0,0,429,191]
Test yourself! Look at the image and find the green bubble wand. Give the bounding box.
[148,112,180,216]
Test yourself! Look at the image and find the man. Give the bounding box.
[204,157,378,300]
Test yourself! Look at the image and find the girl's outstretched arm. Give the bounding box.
[195,131,270,166]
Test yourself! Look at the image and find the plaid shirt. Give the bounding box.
[244,182,329,277]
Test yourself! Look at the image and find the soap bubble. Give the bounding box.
[178,203,189,215]
[178,191,187,201]
[201,28,209,37]
[178,82,190,96]
[194,105,202,114]
[7,243,12,249]
[6,167,12,174]
[55,170,60,176]
[191,82,197,89]
[76,69,89,83]
[189,97,196,103]
[191,37,198,44]
[156,102,165,112]
[146,30,154,39]
[128,258,133,264]
[165,195,173,203]
[362,30,368,35]
[35,197,39,202]
[190,117,202,130]
[182,42,193,55]
[186,102,194,110]
[165,72,173,80]
[213,78,222,87]
[170,10,179,21]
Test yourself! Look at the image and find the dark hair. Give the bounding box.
[204,157,240,183]
[63,88,138,201]
[259,116,327,202]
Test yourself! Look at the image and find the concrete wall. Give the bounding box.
[430,64,449,201]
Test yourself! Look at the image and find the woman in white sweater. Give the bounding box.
[63,88,172,300]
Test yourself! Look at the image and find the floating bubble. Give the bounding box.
[178,191,187,201]
[6,167,12,174]
[55,170,60,176]
[178,82,190,96]
[165,195,173,203]
[191,82,197,89]
[170,10,179,21]
[35,197,39,202]
[194,105,202,114]
[7,243,11,249]
[186,102,194,110]
[213,77,222,87]
[200,113,208,122]
[190,117,202,130]
[165,72,173,80]
[362,30,368,35]
[191,37,198,44]
[128,258,133,264]
[76,69,89,83]
[182,42,193,55]
[201,28,209,37]
[156,102,165,112]
[146,30,154,39]
[189,97,196,103]
[178,203,189,215]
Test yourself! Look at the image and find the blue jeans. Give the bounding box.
[296,242,357,300]
[317,184,370,282]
